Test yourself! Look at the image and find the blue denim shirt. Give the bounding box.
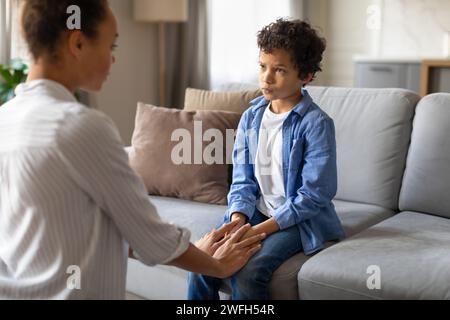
[226,88,345,255]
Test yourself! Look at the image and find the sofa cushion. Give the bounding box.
[130,103,241,205]
[298,211,450,299]
[126,197,394,299]
[184,87,261,114]
[220,199,394,299]
[399,93,450,218]
[333,200,395,237]
[145,195,227,241]
[126,195,227,300]
[306,87,420,210]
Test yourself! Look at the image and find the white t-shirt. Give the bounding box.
[255,103,291,217]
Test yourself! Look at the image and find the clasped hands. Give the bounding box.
[194,213,265,277]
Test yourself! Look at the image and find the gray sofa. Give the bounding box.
[125,86,450,300]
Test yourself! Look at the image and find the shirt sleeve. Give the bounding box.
[56,107,190,266]
[226,110,259,221]
[272,115,338,230]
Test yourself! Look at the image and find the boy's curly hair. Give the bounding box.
[257,18,326,81]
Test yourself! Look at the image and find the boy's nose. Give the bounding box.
[263,72,274,84]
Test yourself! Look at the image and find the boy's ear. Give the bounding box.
[300,73,314,86]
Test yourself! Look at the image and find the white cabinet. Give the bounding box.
[354,60,421,94]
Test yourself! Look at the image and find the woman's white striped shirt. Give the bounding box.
[0,79,190,299]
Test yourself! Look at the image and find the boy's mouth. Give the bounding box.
[262,88,274,94]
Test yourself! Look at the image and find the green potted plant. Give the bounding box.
[0,58,29,106]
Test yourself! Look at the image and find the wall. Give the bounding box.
[304,0,374,87]
[91,0,159,145]
[381,0,450,58]
[310,0,450,88]
[303,0,329,86]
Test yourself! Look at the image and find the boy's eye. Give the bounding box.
[276,68,286,74]
[111,44,118,51]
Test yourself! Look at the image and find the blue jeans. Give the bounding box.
[187,210,303,300]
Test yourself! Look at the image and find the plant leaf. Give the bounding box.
[10,59,28,72]
[0,67,14,86]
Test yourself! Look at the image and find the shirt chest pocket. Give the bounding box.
[288,138,304,172]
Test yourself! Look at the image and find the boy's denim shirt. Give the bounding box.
[226,88,346,255]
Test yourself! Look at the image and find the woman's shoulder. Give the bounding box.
[57,103,121,145]
[60,102,115,127]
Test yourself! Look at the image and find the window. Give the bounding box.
[0,0,12,64]
[0,0,29,65]
[208,0,291,89]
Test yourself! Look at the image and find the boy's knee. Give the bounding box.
[233,258,271,286]
[188,272,203,284]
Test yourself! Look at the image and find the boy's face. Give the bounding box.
[258,49,310,101]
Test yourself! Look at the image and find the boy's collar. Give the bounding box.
[250,88,312,117]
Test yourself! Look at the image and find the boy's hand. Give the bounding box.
[229,212,247,234]
[195,220,240,256]
[241,226,260,241]
[241,218,280,241]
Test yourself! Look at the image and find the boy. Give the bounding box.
[188,18,345,300]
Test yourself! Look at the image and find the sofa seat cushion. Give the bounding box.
[298,211,450,300]
[126,196,227,299]
[220,199,394,299]
[146,195,228,240]
[126,196,394,299]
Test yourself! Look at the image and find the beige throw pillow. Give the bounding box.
[184,88,262,114]
[130,103,242,205]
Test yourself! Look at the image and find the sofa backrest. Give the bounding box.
[307,86,420,210]
[399,93,450,218]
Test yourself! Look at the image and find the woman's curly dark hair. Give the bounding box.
[257,18,326,81]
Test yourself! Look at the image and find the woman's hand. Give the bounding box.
[195,220,240,256]
[170,224,266,279]
[213,223,266,278]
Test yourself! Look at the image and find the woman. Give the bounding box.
[0,0,263,299]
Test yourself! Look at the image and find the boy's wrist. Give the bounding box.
[231,212,247,222]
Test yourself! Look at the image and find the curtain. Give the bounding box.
[207,0,291,90]
[162,0,304,104]
[1,0,30,65]
[0,0,12,65]
[290,0,305,19]
[164,0,209,108]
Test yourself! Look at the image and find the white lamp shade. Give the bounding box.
[133,0,188,22]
